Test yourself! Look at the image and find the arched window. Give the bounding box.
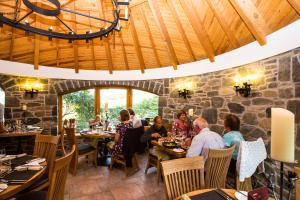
[60,87,158,131]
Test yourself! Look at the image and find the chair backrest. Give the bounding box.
[33,134,59,174]
[161,156,205,200]
[64,128,77,148]
[122,128,140,167]
[205,145,235,188]
[47,145,76,200]
[295,167,300,200]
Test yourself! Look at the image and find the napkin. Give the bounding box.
[16,153,27,158]
[26,158,46,164]
[0,183,8,193]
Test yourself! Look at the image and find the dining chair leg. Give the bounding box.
[94,151,98,167]
[109,157,114,170]
[157,159,162,184]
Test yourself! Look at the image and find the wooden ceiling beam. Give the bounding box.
[71,1,79,73]
[228,0,268,46]
[88,11,96,70]
[129,11,145,73]
[167,0,196,61]
[118,32,129,70]
[287,0,300,15]
[97,0,113,74]
[139,5,161,67]
[148,0,178,70]
[34,3,41,70]
[180,0,215,62]
[204,0,240,48]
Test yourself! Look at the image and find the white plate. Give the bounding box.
[234,191,248,200]
[0,183,8,190]
[173,148,184,153]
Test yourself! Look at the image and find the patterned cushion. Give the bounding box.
[78,143,96,155]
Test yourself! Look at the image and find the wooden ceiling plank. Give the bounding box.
[147,0,178,70]
[228,0,268,46]
[129,11,145,73]
[118,32,129,70]
[139,5,161,67]
[180,0,215,62]
[287,0,300,15]
[88,11,97,70]
[71,0,79,73]
[34,3,41,70]
[167,0,196,61]
[97,0,113,74]
[204,0,240,48]
[9,28,15,61]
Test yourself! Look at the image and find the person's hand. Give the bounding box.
[184,138,192,147]
[151,133,161,138]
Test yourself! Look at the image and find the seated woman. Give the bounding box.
[172,110,192,139]
[141,116,167,143]
[110,110,133,157]
[89,115,103,128]
[223,114,245,175]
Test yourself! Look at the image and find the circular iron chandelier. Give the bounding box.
[0,0,130,41]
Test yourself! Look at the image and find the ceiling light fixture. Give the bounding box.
[0,0,131,41]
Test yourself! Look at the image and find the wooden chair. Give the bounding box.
[109,128,140,176]
[236,176,253,191]
[64,127,97,175]
[16,145,76,200]
[205,145,235,189]
[145,148,169,184]
[161,156,205,200]
[28,134,60,191]
[56,129,66,157]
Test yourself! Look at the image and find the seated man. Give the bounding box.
[186,117,225,158]
[141,116,167,143]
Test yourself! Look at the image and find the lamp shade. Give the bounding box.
[271,108,295,163]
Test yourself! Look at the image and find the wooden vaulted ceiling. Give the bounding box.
[0,0,299,74]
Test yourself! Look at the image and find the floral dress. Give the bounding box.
[172,119,192,138]
[111,122,133,157]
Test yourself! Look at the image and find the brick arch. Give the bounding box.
[51,79,164,96]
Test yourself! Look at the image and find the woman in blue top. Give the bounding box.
[223,114,244,176]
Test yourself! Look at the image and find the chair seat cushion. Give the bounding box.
[78,143,96,155]
[21,172,49,193]
[16,191,47,200]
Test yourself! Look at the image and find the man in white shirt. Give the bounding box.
[186,117,225,158]
[127,108,142,128]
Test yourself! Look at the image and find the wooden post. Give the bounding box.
[94,87,100,115]
[58,95,63,133]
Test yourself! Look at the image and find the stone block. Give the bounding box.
[287,100,300,123]
[252,98,273,106]
[278,56,291,81]
[211,97,224,108]
[159,97,168,107]
[227,103,245,114]
[278,88,294,98]
[202,108,217,124]
[45,94,57,106]
[242,113,258,125]
[207,91,218,97]
[292,56,300,82]
[263,90,278,98]
[5,96,20,107]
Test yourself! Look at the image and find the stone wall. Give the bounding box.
[0,76,163,134]
[160,47,300,197]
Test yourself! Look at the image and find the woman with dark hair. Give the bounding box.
[111,109,133,157]
[223,114,244,175]
[172,110,191,138]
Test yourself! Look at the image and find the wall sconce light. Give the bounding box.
[233,73,260,97]
[178,88,190,99]
[23,81,42,98]
[234,82,252,97]
[117,0,130,21]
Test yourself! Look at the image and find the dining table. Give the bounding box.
[151,139,187,158]
[0,156,47,200]
[176,188,274,200]
[79,129,115,166]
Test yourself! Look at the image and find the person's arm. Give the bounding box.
[186,135,205,157]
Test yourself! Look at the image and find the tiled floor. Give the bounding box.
[64,153,166,200]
